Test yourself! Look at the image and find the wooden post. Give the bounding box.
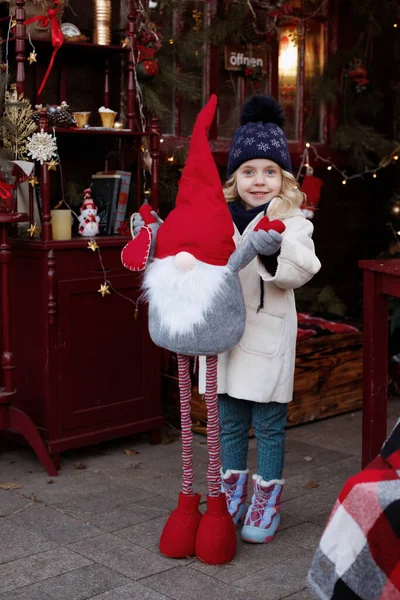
[362,270,388,467]
[60,65,68,104]
[298,21,306,147]
[39,110,52,241]
[127,0,137,131]
[0,225,15,393]
[104,57,110,108]
[150,117,160,211]
[15,0,26,97]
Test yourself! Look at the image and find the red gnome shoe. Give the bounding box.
[159,492,202,558]
[195,493,236,565]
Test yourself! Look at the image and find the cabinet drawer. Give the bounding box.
[55,243,137,281]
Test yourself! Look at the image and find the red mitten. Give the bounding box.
[255,215,286,234]
[121,226,152,272]
[159,492,202,558]
[139,203,158,225]
[195,494,236,565]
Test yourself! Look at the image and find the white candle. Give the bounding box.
[51,209,72,240]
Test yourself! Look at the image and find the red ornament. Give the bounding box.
[143,59,159,76]
[300,174,323,219]
[280,35,289,51]
[136,59,159,80]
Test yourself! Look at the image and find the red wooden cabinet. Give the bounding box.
[10,237,163,467]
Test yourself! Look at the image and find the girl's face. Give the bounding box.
[236,159,282,210]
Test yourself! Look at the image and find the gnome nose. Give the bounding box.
[175,251,197,271]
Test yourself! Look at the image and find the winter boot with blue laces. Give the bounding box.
[241,475,283,543]
[221,469,249,525]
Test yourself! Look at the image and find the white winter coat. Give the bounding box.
[199,198,321,404]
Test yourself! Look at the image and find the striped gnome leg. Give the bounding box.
[159,354,202,559]
[195,355,237,565]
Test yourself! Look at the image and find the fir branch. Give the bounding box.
[141,85,170,120]
[334,124,393,170]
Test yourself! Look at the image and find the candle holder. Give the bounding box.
[99,107,117,128]
[73,111,91,128]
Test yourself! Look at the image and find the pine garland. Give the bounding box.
[138,0,256,119]
[313,0,398,170]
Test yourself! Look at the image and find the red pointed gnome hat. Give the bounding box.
[154,95,235,266]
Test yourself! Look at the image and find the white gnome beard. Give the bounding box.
[143,256,230,336]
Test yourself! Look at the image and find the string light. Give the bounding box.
[297,143,400,185]
[394,23,398,28]
[169,38,174,44]
[167,156,174,162]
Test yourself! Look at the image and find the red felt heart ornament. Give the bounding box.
[140,203,157,225]
[254,216,286,234]
[121,225,152,272]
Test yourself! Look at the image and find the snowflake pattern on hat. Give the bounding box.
[227,98,292,177]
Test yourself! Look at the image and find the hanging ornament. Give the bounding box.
[121,37,131,49]
[98,283,110,297]
[300,167,323,220]
[26,129,58,165]
[46,158,59,171]
[136,59,159,80]
[24,0,64,95]
[88,239,99,251]
[27,223,39,238]
[28,51,37,65]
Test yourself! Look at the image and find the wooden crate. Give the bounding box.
[162,331,363,433]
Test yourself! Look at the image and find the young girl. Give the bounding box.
[217,95,321,543]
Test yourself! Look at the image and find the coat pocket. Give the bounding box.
[238,310,285,357]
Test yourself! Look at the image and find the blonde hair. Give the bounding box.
[223,166,305,220]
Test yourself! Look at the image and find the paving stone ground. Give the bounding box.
[0,398,399,600]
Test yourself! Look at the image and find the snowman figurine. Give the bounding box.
[78,189,100,237]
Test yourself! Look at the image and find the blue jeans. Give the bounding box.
[218,394,287,482]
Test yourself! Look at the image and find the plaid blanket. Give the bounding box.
[308,420,400,600]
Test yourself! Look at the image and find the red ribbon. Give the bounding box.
[0,179,15,202]
[135,42,156,60]
[24,0,63,96]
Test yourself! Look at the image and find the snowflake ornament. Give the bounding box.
[26,129,58,164]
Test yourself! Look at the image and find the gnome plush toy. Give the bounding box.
[121,95,285,565]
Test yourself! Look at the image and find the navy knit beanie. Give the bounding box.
[227,95,292,178]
